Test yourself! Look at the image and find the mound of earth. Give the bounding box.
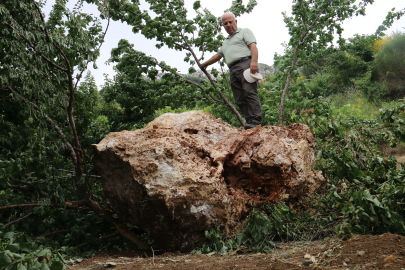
[70,233,405,269]
[92,111,326,250]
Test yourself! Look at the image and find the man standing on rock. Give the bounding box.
[200,12,262,129]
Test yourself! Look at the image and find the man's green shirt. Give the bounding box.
[217,28,256,66]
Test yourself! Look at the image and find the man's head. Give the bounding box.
[221,12,237,35]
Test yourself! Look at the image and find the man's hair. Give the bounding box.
[221,12,236,20]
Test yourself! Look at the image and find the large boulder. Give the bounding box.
[92,111,326,250]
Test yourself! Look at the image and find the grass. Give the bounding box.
[326,87,403,120]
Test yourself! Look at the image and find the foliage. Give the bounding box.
[373,34,394,52]
[194,201,339,254]
[345,34,376,62]
[0,230,65,270]
[275,0,375,124]
[198,97,405,254]
[1,0,405,265]
[0,1,148,269]
[85,0,259,126]
[374,32,405,100]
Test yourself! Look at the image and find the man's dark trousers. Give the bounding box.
[230,60,262,125]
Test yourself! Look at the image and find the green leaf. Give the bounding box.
[19,243,31,253]
[50,261,64,270]
[0,251,12,268]
[193,1,201,10]
[41,263,51,270]
[38,249,51,257]
[17,262,27,270]
[6,243,20,253]
[4,232,15,239]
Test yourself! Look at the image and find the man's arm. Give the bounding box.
[200,54,222,69]
[248,43,258,74]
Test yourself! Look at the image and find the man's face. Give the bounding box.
[222,14,237,35]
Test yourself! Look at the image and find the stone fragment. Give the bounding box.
[93,111,327,250]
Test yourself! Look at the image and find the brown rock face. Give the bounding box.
[92,111,326,251]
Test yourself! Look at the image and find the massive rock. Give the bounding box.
[92,111,326,251]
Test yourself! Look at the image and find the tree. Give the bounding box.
[0,1,148,265]
[87,0,258,126]
[276,0,375,125]
[276,2,405,125]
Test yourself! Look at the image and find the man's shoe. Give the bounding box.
[244,123,261,129]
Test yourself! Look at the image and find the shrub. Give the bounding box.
[346,34,376,62]
[354,70,388,102]
[374,32,405,100]
[306,72,335,97]
[373,34,394,52]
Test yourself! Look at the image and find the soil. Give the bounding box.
[379,144,405,169]
[68,233,405,269]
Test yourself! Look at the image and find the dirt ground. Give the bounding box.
[380,144,405,169]
[68,233,405,270]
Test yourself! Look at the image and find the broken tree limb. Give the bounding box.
[4,212,34,227]
[86,199,150,250]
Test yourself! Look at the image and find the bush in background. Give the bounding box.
[374,32,405,100]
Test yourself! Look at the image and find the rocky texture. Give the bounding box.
[92,111,326,251]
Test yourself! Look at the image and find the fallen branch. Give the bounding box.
[86,199,149,249]
[4,212,34,227]
[10,185,50,198]
[0,203,41,210]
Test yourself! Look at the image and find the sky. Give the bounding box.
[43,0,405,88]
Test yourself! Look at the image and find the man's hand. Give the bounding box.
[250,62,258,74]
[248,43,259,74]
[200,54,222,70]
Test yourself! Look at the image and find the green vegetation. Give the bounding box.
[1,0,405,268]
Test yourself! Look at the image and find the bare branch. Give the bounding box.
[0,203,41,210]
[31,0,83,185]
[10,185,50,198]
[4,212,33,227]
[129,47,225,105]
[85,199,150,249]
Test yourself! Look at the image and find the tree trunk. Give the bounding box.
[278,43,301,125]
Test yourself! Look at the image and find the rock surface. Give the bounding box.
[92,111,326,250]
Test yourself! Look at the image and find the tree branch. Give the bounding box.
[166,1,244,125]
[4,212,33,227]
[85,198,149,249]
[0,203,41,210]
[10,185,50,198]
[73,9,111,91]
[129,47,225,105]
